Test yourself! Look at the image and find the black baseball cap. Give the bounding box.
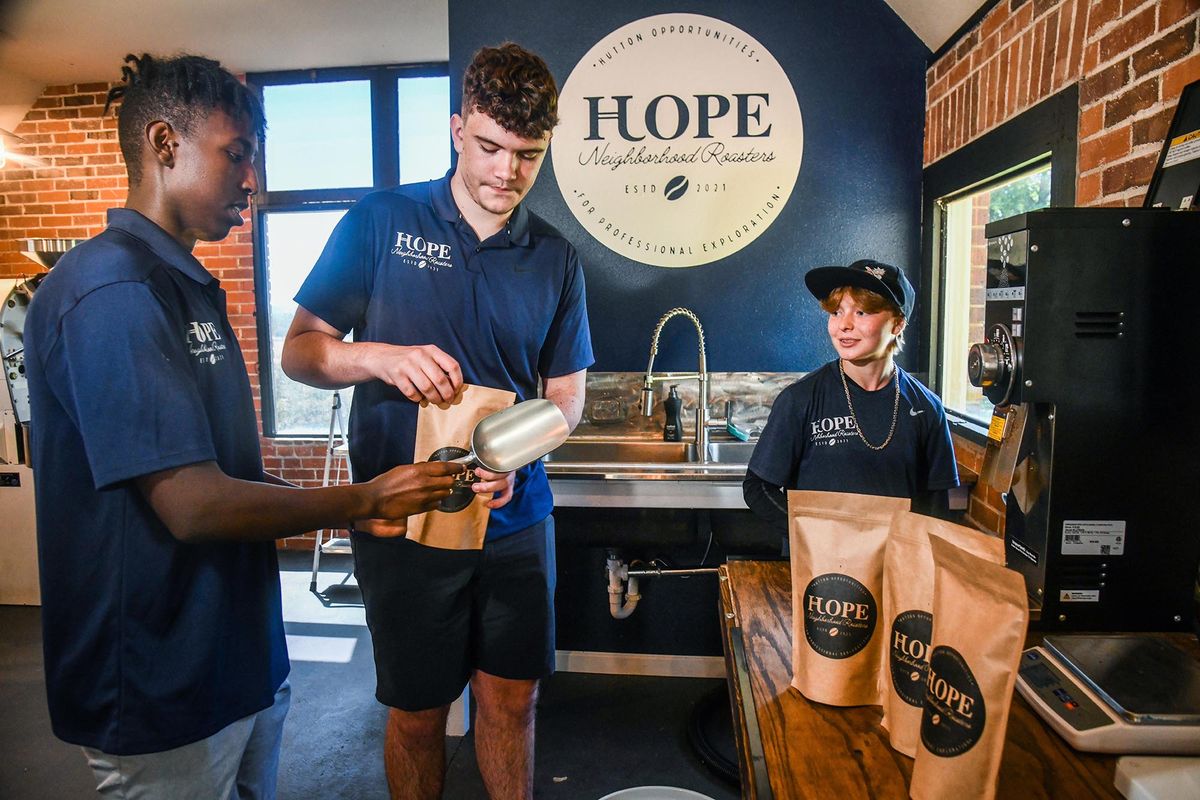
[804,259,915,319]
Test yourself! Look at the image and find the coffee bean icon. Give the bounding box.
[910,670,921,682]
[664,175,689,200]
[829,627,839,637]
[931,714,941,725]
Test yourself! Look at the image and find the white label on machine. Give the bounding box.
[1062,520,1126,556]
[1060,589,1101,603]
[986,286,1026,301]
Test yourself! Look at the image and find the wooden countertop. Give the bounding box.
[718,560,1124,799]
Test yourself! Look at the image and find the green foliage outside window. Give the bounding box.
[989,167,1051,222]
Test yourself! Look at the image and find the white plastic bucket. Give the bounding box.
[597,788,716,800]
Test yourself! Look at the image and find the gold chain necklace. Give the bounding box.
[838,359,900,451]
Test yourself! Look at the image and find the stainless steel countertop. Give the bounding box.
[543,461,748,480]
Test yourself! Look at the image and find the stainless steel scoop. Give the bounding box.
[445,398,570,472]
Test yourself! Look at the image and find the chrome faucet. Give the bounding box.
[639,307,730,463]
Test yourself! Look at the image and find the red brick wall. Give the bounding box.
[0,82,327,549]
[927,0,1200,201]
[927,0,1200,534]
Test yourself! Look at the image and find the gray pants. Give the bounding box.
[82,681,291,800]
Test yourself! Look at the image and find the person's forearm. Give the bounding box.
[544,389,583,431]
[913,489,951,520]
[743,472,789,533]
[543,371,586,431]
[743,470,790,556]
[139,462,372,544]
[281,330,385,389]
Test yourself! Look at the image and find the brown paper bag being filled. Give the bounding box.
[878,512,1005,757]
[405,384,516,550]
[789,490,911,706]
[909,536,1028,800]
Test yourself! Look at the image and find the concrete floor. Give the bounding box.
[0,551,737,799]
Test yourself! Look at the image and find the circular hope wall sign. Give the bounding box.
[552,13,804,268]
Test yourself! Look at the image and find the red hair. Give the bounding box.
[820,287,906,354]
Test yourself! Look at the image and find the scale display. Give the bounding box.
[1016,634,1200,754]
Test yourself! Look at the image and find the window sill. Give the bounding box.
[946,411,990,447]
[263,434,331,443]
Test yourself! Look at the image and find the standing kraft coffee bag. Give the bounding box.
[406,383,516,550]
[879,512,1005,757]
[789,490,911,706]
[909,536,1028,800]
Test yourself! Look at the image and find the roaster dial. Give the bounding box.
[967,324,1019,405]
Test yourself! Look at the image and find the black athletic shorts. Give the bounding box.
[350,516,556,711]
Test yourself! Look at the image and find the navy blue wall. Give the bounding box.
[449,0,929,374]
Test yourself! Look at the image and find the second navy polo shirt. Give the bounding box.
[24,208,289,755]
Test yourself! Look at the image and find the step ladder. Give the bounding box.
[309,390,353,593]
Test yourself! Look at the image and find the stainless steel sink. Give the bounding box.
[542,438,754,466]
[705,441,754,464]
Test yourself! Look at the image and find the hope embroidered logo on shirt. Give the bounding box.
[809,415,858,448]
[187,320,227,365]
[392,230,454,272]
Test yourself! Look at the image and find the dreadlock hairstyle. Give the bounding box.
[461,43,558,140]
[104,53,265,185]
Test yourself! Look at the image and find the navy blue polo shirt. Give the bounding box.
[295,175,593,539]
[24,208,289,755]
[749,360,959,498]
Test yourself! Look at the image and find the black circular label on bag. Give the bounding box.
[921,645,986,756]
[802,573,876,659]
[889,610,933,707]
[428,446,476,513]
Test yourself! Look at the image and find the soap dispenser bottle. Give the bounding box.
[663,385,683,442]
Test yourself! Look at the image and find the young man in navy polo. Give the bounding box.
[283,43,593,800]
[24,53,458,799]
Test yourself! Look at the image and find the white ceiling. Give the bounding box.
[0,0,450,133]
[887,0,982,53]
[0,0,980,133]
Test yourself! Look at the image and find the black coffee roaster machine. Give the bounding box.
[967,207,1200,633]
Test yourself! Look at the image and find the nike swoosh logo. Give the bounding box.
[909,408,925,416]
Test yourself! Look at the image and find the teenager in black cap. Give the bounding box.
[744,259,958,552]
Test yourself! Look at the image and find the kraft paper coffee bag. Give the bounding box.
[405,383,515,550]
[879,512,1006,757]
[789,490,911,706]
[909,536,1028,800]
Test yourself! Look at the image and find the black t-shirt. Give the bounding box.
[748,360,959,498]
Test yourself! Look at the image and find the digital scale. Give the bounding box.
[1016,634,1200,755]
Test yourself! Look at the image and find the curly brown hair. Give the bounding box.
[462,43,559,140]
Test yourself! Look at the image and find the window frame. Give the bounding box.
[920,85,1078,442]
[246,63,449,437]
